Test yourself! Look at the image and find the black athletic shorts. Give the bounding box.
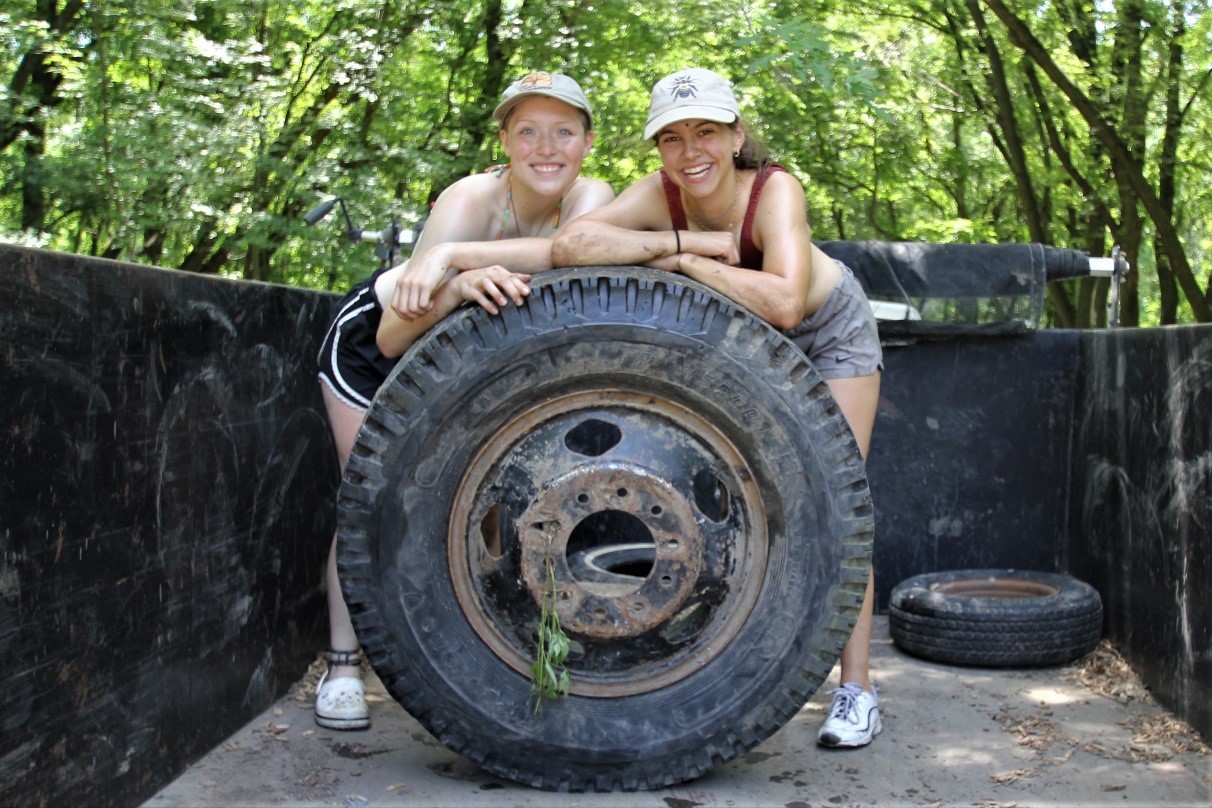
[317,272,397,411]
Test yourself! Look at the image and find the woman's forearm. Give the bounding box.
[443,238,554,273]
[376,282,464,358]
[678,253,807,331]
[552,220,678,267]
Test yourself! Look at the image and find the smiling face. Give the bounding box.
[499,96,595,196]
[654,119,745,198]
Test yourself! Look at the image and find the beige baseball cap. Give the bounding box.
[493,71,594,128]
[644,68,740,140]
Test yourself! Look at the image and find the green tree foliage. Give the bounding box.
[2,0,1208,325]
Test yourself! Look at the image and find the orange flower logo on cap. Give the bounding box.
[519,72,554,90]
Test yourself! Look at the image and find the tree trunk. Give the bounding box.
[1153,2,1186,325]
[1106,0,1148,327]
[981,0,1210,323]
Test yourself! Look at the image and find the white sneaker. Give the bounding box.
[817,682,881,748]
[314,669,370,730]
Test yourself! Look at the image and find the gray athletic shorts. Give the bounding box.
[784,264,883,380]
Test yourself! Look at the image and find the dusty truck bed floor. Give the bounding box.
[145,617,1210,808]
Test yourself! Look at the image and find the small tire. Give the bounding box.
[888,569,1103,668]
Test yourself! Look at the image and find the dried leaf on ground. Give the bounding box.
[1063,644,1208,761]
[1120,713,1210,756]
[1061,641,1154,706]
[290,654,330,703]
[289,652,372,704]
[992,768,1037,784]
[1084,738,1171,763]
[994,709,1076,753]
[1044,748,1076,766]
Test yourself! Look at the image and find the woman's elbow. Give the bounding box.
[375,332,403,360]
[766,299,807,331]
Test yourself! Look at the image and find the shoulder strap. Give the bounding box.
[740,164,786,269]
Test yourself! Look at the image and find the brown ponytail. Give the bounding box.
[730,122,771,170]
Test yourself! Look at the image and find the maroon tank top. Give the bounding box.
[660,164,786,270]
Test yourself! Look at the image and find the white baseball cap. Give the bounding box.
[644,68,740,140]
[493,71,594,128]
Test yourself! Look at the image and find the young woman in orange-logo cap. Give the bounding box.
[314,71,613,731]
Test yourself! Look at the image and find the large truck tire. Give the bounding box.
[336,266,874,791]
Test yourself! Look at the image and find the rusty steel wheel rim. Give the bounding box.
[448,389,768,697]
[930,577,1061,599]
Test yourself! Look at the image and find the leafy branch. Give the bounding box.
[530,554,570,712]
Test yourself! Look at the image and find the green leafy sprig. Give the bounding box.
[530,554,571,712]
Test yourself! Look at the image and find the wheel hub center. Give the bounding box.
[518,464,703,638]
